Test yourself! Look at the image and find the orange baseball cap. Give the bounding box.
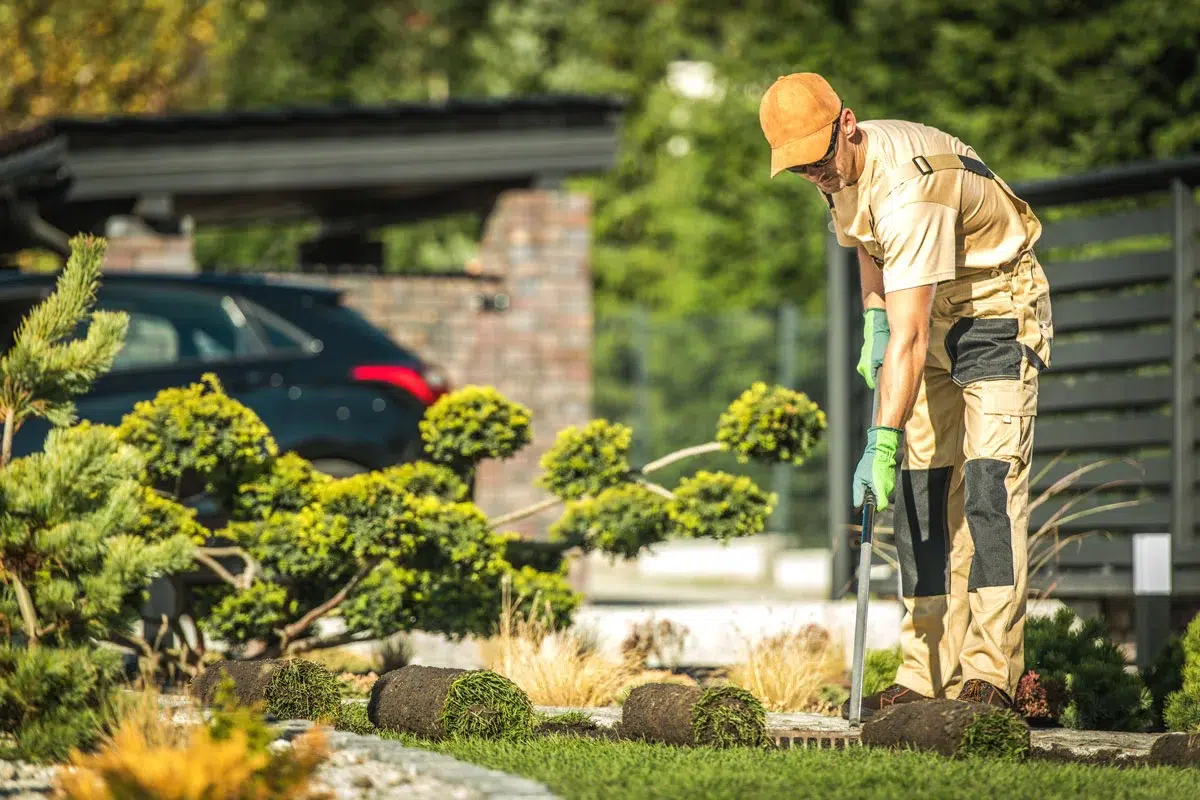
[759,73,842,178]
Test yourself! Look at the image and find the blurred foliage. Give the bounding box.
[0,0,245,132]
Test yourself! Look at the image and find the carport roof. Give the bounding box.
[0,95,626,255]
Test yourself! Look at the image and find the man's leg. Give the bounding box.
[950,257,1049,702]
[890,363,969,699]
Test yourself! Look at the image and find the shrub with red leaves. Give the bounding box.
[1015,670,1069,724]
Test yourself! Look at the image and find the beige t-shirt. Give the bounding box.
[828,120,1041,294]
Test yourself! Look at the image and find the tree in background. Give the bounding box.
[0,0,247,133]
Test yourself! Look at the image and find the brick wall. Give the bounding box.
[279,191,594,538]
[101,189,593,542]
[103,233,195,273]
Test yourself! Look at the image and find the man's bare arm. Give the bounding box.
[875,283,935,429]
[858,245,885,311]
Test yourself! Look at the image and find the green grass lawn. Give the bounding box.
[387,733,1200,800]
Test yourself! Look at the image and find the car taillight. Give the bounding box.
[351,364,449,406]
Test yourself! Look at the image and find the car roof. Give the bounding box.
[0,269,344,304]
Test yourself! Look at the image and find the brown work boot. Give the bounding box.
[957,678,1014,710]
[841,683,930,721]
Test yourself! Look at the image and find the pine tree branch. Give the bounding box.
[641,441,724,474]
[489,496,563,528]
[193,551,242,589]
[11,573,40,646]
[1,408,14,469]
[285,629,373,656]
[277,560,376,648]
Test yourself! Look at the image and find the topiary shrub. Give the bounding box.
[667,471,776,543]
[115,373,278,501]
[496,379,824,565]
[537,419,633,501]
[549,483,670,559]
[716,382,827,466]
[1023,607,1153,731]
[1142,633,1184,730]
[418,385,533,483]
[115,375,578,670]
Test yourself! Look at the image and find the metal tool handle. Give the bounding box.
[848,374,884,728]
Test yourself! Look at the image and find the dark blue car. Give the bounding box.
[1,270,449,480]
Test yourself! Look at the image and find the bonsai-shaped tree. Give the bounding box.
[114,377,578,665]
[0,235,197,762]
[484,380,828,559]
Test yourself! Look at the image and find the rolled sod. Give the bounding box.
[367,664,535,741]
[620,682,768,748]
[861,699,1031,759]
[190,658,342,722]
[1149,732,1200,767]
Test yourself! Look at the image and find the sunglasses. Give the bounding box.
[786,114,841,174]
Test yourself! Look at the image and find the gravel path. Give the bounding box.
[1,719,558,800]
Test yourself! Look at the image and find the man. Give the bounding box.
[758,73,1054,718]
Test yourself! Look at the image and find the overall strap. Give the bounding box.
[877,153,995,202]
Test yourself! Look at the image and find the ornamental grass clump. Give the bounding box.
[620,682,769,748]
[367,664,535,742]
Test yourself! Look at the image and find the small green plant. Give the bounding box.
[1025,607,1153,731]
[1164,611,1200,731]
[0,644,126,763]
[862,645,904,696]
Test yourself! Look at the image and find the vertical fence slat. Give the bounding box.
[827,235,854,599]
[771,303,798,536]
[1172,179,1197,553]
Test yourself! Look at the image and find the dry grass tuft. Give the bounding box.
[479,578,696,707]
[724,624,845,713]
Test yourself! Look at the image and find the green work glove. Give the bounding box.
[852,426,902,511]
[857,308,890,389]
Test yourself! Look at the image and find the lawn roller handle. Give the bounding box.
[849,378,883,728]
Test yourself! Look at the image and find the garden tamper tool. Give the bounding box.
[847,381,882,728]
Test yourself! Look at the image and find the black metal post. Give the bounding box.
[827,233,854,599]
[772,302,798,535]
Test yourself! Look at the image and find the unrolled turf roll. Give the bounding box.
[620,682,768,748]
[861,699,1030,759]
[190,657,342,721]
[367,664,534,741]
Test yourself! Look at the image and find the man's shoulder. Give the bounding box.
[860,119,973,213]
